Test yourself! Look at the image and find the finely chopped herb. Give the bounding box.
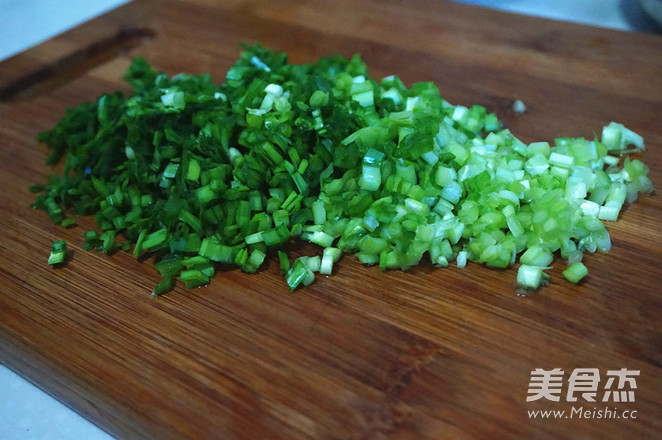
[48,240,67,266]
[31,44,653,294]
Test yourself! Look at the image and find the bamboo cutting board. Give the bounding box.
[1,1,661,438]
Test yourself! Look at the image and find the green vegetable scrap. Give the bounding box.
[48,240,68,266]
[32,44,653,294]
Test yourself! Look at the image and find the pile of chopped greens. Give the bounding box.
[32,44,653,294]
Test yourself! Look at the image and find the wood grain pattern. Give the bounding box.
[1,0,661,438]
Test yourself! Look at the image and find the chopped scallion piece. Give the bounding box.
[563,262,589,284]
[48,240,68,266]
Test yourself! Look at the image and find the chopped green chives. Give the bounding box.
[186,158,201,182]
[246,249,266,271]
[312,200,327,225]
[179,210,202,233]
[48,240,67,265]
[180,269,210,288]
[517,265,544,290]
[278,250,290,275]
[32,44,652,295]
[61,218,76,228]
[563,262,589,284]
[309,90,329,107]
[519,245,553,268]
[306,231,334,248]
[301,255,321,272]
[285,258,313,291]
[133,229,147,257]
[142,228,168,250]
[320,247,341,275]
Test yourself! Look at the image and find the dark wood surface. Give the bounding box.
[1,1,661,438]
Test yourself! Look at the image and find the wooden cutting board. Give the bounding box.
[1,0,661,438]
